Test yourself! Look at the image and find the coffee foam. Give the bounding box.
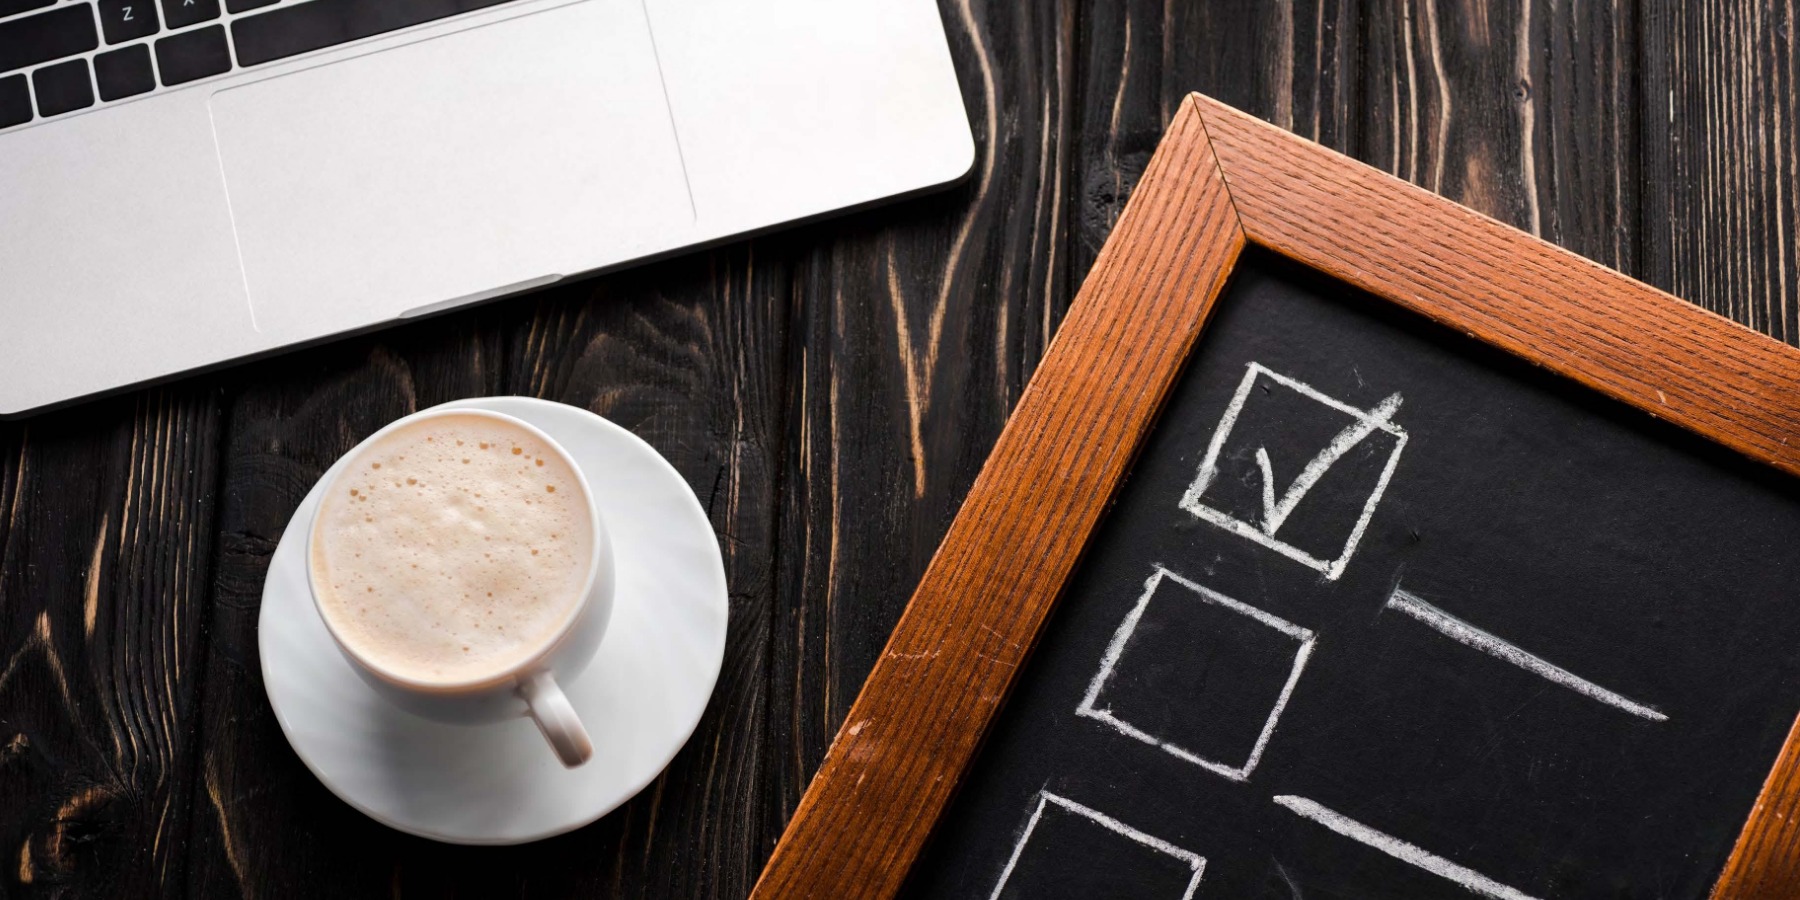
[310,414,594,685]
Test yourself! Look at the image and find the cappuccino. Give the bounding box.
[310,413,594,685]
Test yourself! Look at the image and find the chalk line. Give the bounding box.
[1180,363,1408,581]
[1386,587,1667,722]
[990,791,1206,900]
[1257,391,1404,535]
[1273,796,1542,900]
[1077,566,1316,781]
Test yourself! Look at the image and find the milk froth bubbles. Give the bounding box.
[309,413,594,685]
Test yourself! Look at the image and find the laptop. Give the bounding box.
[0,0,973,416]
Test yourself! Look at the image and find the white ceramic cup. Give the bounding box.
[305,408,615,768]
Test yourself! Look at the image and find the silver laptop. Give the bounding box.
[0,0,972,415]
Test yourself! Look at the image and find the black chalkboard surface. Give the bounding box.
[902,249,1800,900]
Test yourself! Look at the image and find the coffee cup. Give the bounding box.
[305,407,613,767]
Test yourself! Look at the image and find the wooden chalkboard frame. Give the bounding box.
[749,93,1800,900]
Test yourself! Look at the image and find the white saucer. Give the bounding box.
[259,397,728,844]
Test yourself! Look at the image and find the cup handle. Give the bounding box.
[519,670,592,768]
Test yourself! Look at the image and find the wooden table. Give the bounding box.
[1,3,1793,897]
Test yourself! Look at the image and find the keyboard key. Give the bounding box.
[233,0,517,68]
[0,6,99,75]
[94,43,153,100]
[0,0,54,19]
[224,0,275,10]
[161,0,218,29]
[98,0,158,44]
[0,73,29,127]
[32,58,92,116]
[155,23,227,84]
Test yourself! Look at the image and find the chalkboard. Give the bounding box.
[751,94,1800,900]
[901,248,1800,899]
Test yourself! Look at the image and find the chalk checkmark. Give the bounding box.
[1253,392,1403,535]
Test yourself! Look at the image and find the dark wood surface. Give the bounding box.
[1,2,1795,897]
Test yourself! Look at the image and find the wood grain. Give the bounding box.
[1072,0,1355,281]
[1075,0,1638,281]
[749,96,1245,900]
[1360,0,1639,270]
[0,391,221,898]
[3,4,1798,898]
[768,0,1076,847]
[1642,1,1800,345]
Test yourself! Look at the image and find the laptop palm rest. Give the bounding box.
[209,0,694,341]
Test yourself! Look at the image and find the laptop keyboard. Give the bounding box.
[0,0,521,130]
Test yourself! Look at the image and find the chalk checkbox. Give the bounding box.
[1180,362,1408,580]
[989,791,1206,900]
[1077,566,1316,781]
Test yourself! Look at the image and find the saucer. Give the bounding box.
[259,397,728,844]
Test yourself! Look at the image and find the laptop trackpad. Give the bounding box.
[211,0,693,339]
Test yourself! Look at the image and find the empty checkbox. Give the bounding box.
[1077,566,1316,781]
